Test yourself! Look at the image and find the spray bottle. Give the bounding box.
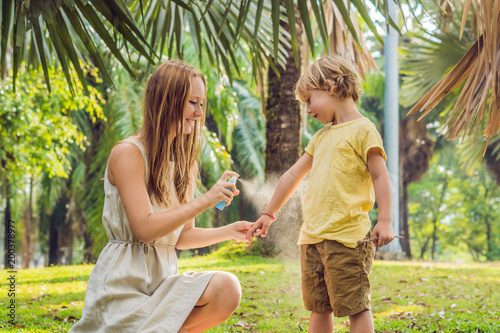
[214,176,238,210]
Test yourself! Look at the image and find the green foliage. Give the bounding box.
[2,255,499,332]
[211,239,280,259]
[0,66,103,182]
[408,142,500,261]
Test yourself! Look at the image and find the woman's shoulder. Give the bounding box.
[111,137,143,159]
[108,137,146,183]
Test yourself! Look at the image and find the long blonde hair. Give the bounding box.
[139,61,206,206]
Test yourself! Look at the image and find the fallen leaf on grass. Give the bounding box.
[415,300,429,307]
[14,324,25,328]
[34,294,50,300]
[45,312,59,316]
[299,317,309,321]
[382,297,397,304]
[233,320,252,328]
[63,316,78,323]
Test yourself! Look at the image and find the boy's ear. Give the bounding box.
[325,79,335,95]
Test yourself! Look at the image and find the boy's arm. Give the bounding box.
[367,147,395,247]
[245,153,313,241]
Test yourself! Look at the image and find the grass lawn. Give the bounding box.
[1,252,499,332]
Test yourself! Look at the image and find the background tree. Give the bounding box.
[0,66,103,266]
[408,141,500,261]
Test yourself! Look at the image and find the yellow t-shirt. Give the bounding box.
[298,117,387,248]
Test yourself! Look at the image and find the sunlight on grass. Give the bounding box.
[375,304,426,319]
[1,254,499,332]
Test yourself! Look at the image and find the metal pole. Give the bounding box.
[382,0,402,254]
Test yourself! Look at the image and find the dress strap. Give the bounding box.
[108,239,175,276]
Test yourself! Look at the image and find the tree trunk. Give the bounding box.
[262,3,303,256]
[431,218,437,260]
[420,236,430,260]
[485,216,492,261]
[83,231,94,264]
[48,216,59,266]
[400,180,412,259]
[431,178,448,260]
[22,176,34,268]
[48,195,68,266]
[485,139,500,185]
[3,180,12,268]
[399,116,434,259]
[265,3,303,175]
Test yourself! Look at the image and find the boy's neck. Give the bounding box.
[332,98,363,125]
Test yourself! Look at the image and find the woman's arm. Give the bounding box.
[245,152,313,241]
[176,220,252,250]
[109,142,238,244]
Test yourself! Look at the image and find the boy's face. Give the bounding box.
[305,89,336,124]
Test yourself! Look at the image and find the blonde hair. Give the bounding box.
[139,61,206,206]
[295,55,363,103]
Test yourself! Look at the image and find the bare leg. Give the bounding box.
[180,272,242,333]
[349,309,374,333]
[309,311,334,333]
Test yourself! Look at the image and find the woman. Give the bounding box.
[70,61,251,333]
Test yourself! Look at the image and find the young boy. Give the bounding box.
[246,55,395,333]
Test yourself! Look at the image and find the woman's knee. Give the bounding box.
[212,272,242,312]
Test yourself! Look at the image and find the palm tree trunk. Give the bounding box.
[262,3,303,256]
[399,116,434,259]
[265,3,302,175]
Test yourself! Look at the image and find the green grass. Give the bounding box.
[1,254,499,332]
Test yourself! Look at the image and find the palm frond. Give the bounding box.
[324,0,377,77]
[408,1,500,144]
[1,0,156,94]
[400,32,472,108]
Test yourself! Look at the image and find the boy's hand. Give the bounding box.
[245,215,273,241]
[372,221,395,247]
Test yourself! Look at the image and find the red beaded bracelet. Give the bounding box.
[262,212,276,221]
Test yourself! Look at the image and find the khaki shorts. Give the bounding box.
[300,232,375,317]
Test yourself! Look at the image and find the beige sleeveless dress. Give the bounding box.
[70,137,216,333]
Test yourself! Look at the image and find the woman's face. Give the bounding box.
[183,76,205,135]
